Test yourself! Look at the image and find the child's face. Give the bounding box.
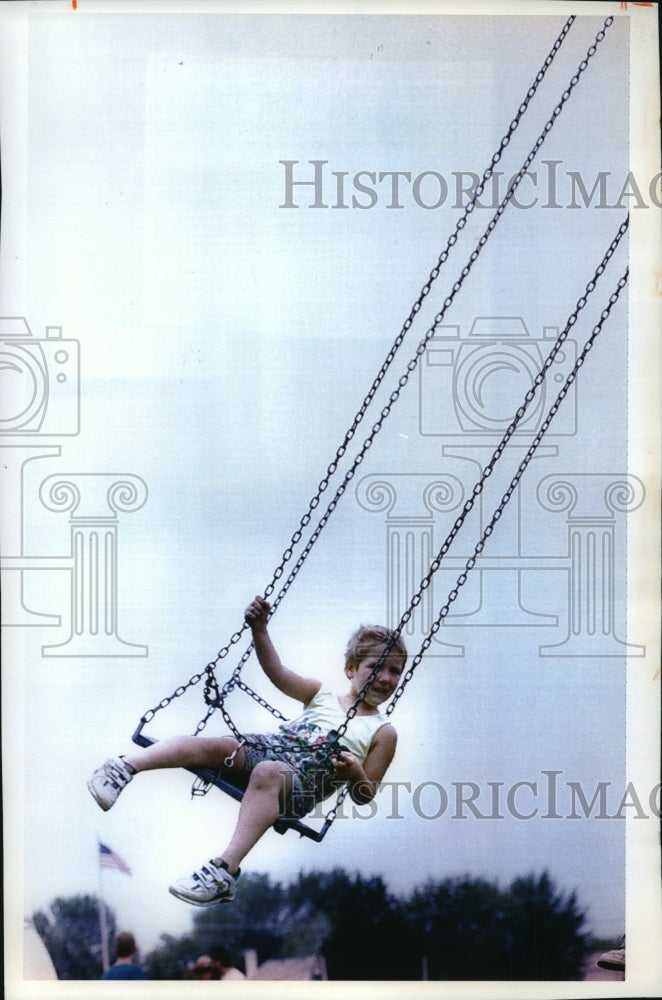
[346,644,404,708]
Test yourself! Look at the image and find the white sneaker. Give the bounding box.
[597,936,625,971]
[169,858,239,907]
[88,757,135,811]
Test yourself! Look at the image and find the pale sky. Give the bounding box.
[2,3,657,976]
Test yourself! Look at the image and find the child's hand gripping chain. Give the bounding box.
[88,595,407,906]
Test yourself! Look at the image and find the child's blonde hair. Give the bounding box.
[344,625,408,671]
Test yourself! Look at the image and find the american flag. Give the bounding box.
[99,842,132,875]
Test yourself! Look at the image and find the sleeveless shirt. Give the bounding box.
[279,686,388,763]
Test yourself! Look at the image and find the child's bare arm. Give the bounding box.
[245,596,321,705]
[332,724,397,804]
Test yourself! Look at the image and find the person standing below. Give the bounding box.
[210,946,246,980]
[100,931,146,980]
[190,955,220,979]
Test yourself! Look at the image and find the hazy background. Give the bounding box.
[2,8,644,960]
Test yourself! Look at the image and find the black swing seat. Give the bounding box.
[131,727,332,842]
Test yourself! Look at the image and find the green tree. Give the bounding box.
[33,895,115,980]
[142,867,590,981]
[145,872,288,979]
[407,871,588,980]
[287,868,419,979]
[408,876,508,979]
[192,871,287,961]
[502,871,588,979]
[143,932,198,981]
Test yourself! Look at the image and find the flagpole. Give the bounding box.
[97,841,110,972]
[96,838,132,972]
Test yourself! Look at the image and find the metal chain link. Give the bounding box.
[204,219,628,759]
[206,14,616,737]
[134,15,614,756]
[198,14,582,725]
[163,244,627,798]
[133,17,578,737]
[257,13,578,604]
[328,220,628,739]
[319,258,629,819]
[242,13,615,634]
[384,268,629,720]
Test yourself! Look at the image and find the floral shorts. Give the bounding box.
[241,731,341,819]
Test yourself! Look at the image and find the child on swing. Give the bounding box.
[88,595,407,907]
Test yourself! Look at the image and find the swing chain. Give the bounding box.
[167,12,581,706]
[397,217,629,626]
[323,782,351,827]
[331,237,628,739]
[188,259,628,802]
[275,17,612,617]
[195,12,614,731]
[256,14,577,605]
[384,267,629,719]
[135,15,615,754]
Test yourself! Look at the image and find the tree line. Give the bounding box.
[33,868,590,980]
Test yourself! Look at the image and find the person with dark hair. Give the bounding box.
[210,946,246,981]
[100,931,146,980]
[190,954,220,980]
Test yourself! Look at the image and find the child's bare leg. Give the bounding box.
[218,760,293,874]
[124,736,246,776]
[88,736,248,812]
